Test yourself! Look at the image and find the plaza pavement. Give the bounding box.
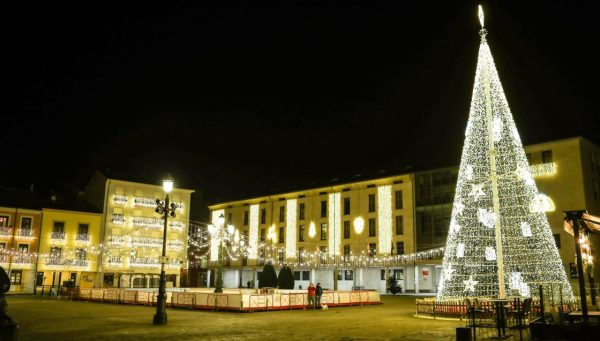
[6,294,463,340]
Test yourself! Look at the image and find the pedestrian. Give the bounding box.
[247,280,251,289]
[316,283,323,308]
[307,283,316,309]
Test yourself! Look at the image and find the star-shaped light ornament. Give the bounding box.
[478,208,496,228]
[469,183,485,201]
[515,166,535,186]
[464,275,478,292]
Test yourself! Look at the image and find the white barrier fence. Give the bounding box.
[75,288,381,311]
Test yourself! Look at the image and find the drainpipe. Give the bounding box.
[97,178,111,287]
[33,210,44,293]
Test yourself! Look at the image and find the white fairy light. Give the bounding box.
[210,210,224,261]
[469,183,485,200]
[520,222,532,237]
[377,185,393,254]
[248,204,259,259]
[437,5,573,303]
[457,243,465,258]
[328,193,341,256]
[286,199,297,260]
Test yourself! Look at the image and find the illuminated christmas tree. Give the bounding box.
[436,7,574,302]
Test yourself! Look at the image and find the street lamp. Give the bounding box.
[153,176,176,325]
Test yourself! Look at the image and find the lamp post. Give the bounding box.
[153,176,176,325]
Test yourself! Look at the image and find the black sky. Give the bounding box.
[3,1,599,200]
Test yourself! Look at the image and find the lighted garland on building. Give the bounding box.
[436,7,574,302]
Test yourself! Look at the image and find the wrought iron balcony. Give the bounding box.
[76,233,90,242]
[16,228,35,238]
[51,231,66,240]
[72,259,89,267]
[0,227,12,237]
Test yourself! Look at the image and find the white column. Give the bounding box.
[249,205,259,260]
[414,265,420,293]
[286,199,297,260]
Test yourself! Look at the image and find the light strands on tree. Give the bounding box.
[436,6,574,302]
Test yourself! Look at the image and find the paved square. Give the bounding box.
[7,295,462,340]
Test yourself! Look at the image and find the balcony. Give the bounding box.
[132,216,163,229]
[50,231,66,240]
[46,258,69,266]
[76,233,91,242]
[112,213,126,225]
[16,228,35,239]
[108,235,129,245]
[72,259,89,267]
[131,236,163,247]
[0,227,11,238]
[12,255,35,264]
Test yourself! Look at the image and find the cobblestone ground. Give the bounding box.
[6,294,464,340]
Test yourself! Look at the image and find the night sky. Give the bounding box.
[3,1,599,201]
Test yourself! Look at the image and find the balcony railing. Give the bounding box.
[46,258,70,266]
[51,231,66,240]
[16,228,35,238]
[72,259,89,267]
[76,233,90,242]
[12,255,35,264]
[0,227,12,237]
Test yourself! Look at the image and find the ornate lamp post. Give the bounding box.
[153,176,176,325]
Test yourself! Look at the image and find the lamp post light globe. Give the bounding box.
[153,176,176,325]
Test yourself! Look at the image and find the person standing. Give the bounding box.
[307,283,316,309]
[316,283,323,308]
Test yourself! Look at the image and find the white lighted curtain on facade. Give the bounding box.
[436,12,574,302]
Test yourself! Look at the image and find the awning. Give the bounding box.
[564,212,600,236]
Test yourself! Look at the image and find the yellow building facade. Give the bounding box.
[85,171,194,289]
[37,208,102,289]
[0,204,41,293]
[208,137,600,294]
[209,173,419,292]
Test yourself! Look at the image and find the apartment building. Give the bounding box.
[85,171,194,289]
[208,137,600,294]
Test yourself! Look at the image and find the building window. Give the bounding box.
[320,223,328,241]
[395,216,404,235]
[345,270,354,280]
[368,194,376,212]
[343,245,351,257]
[542,150,553,163]
[395,241,405,255]
[227,213,232,224]
[260,208,266,224]
[279,206,285,223]
[20,217,32,229]
[78,223,89,235]
[395,191,403,210]
[243,211,249,226]
[553,233,561,249]
[320,246,327,262]
[369,218,376,237]
[279,227,285,243]
[299,225,305,242]
[260,228,265,242]
[381,269,387,280]
[53,221,65,233]
[278,250,285,262]
[10,270,22,285]
[343,221,350,239]
[343,197,350,215]
[302,271,310,281]
[369,243,376,257]
[0,215,9,227]
[18,243,28,253]
[393,269,404,280]
[298,247,304,263]
[299,203,305,220]
[321,200,327,218]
